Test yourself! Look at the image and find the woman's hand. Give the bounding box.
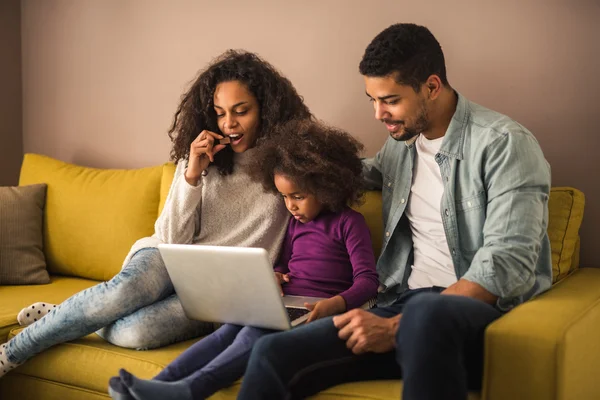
[305,295,347,323]
[274,272,290,296]
[185,130,227,185]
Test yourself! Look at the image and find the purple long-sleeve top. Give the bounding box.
[274,207,379,310]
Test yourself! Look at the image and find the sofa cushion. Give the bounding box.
[0,184,49,285]
[352,191,384,257]
[0,276,98,341]
[159,162,177,215]
[18,154,164,281]
[548,187,585,283]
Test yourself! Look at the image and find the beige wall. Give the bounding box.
[0,0,23,186]
[21,0,600,267]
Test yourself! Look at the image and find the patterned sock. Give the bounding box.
[120,368,193,400]
[17,302,57,326]
[0,343,22,378]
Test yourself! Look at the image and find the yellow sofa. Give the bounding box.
[0,153,598,400]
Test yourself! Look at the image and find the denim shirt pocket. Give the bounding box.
[455,191,487,254]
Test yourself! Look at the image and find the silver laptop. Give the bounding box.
[158,243,327,331]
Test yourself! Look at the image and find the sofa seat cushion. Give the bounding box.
[5,328,201,397]
[209,380,481,399]
[0,275,99,341]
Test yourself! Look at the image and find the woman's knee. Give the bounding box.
[108,248,171,302]
[97,324,162,350]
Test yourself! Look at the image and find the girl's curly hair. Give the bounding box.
[168,50,312,174]
[248,119,366,212]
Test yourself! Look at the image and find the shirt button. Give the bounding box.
[445,209,449,216]
[467,201,472,207]
[201,170,208,177]
[400,198,405,204]
[387,182,392,187]
[385,231,390,237]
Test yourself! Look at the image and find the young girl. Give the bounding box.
[0,50,312,377]
[108,119,379,400]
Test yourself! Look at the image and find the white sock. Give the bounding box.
[0,343,21,377]
[17,302,57,326]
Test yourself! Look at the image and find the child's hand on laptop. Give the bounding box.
[305,295,346,323]
[274,272,290,296]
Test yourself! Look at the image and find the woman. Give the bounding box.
[0,50,312,377]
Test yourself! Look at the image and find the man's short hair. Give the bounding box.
[359,23,448,91]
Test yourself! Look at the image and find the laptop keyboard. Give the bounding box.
[286,307,310,321]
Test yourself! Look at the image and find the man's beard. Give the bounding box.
[386,103,430,142]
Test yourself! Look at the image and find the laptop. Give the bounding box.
[158,243,327,330]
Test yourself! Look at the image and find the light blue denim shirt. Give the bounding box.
[364,92,552,311]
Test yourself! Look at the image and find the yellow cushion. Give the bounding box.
[548,187,585,283]
[159,162,177,215]
[352,191,384,257]
[0,276,98,341]
[0,375,109,400]
[19,154,163,281]
[4,328,202,397]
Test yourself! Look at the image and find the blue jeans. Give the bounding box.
[152,323,274,398]
[238,288,503,400]
[5,248,213,364]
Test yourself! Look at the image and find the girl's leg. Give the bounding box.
[96,294,215,352]
[107,324,242,397]
[119,326,273,400]
[3,248,172,370]
[153,323,243,381]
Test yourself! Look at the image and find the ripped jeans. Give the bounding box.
[5,248,213,364]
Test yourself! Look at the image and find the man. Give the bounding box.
[237,23,552,400]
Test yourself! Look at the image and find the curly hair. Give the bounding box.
[359,23,448,91]
[248,119,366,212]
[168,50,312,174]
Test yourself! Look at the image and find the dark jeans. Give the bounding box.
[237,288,502,400]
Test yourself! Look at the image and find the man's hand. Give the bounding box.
[273,272,289,296]
[333,309,401,355]
[305,295,346,323]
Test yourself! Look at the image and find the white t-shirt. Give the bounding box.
[406,134,458,289]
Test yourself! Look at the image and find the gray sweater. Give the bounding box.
[122,149,289,268]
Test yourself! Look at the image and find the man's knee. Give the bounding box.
[397,293,456,344]
[252,332,279,356]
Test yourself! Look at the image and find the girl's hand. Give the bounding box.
[274,272,290,296]
[185,130,227,185]
[305,295,346,323]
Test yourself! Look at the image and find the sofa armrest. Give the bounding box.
[482,268,600,400]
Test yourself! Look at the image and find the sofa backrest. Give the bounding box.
[18,155,583,285]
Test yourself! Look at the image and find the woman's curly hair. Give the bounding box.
[168,50,312,174]
[248,119,366,212]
